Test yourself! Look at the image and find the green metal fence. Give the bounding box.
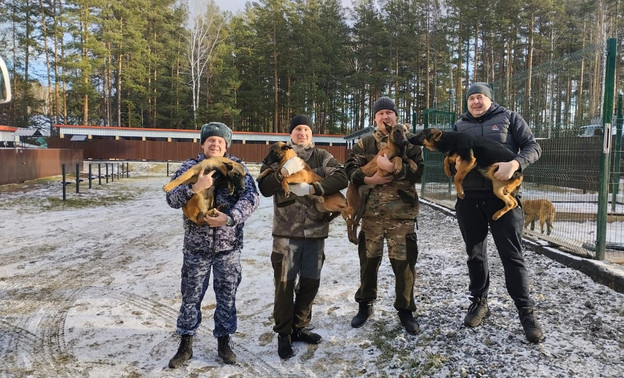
[421,39,623,263]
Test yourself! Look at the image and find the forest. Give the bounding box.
[0,0,623,136]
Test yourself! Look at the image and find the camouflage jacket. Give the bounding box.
[166,153,259,254]
[257,143,348,239]
[344,128,424,220]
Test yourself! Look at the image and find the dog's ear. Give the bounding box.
[281,143,292,151]
[383,122,392,134]
[223,161,234,172]
[431,129,443,142]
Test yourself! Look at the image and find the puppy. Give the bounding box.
[257,141,349,219]
[409,128,523,221]
[163,156,246,225]
[523,199,555,235]
[345,123,418,244]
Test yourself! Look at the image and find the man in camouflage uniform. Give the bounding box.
[257,114,348,359]
[165,122,259,367]
[344,96,424,335]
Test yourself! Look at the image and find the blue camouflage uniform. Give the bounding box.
[166,152,259,338]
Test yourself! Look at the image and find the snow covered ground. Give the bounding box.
[1,162,623,377]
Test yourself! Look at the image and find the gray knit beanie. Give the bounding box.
[466,82,494,101]
[200,122,232,147]
[289,114,314,133]
[373,96,397,116]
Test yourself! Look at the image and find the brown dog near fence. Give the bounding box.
[163,156,246,225]
[522,199,555,235]
[345,123,419,244]
[408,128,523,221]
[256,141,349,220]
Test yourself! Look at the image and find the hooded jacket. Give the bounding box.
[453,103,542,196]
[166,153,259,253]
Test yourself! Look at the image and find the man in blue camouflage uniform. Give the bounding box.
[257,114,348,359]
[344,96,424,335]
[165,122,259,367]
[453,83,544,343]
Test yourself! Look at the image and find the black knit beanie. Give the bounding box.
[373,96,397,116]
[466,82,494,101]
[289,114,313,133]
[200,122,232,147]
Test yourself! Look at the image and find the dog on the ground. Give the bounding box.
[408,128,523,221]
[163,156,246,225]
[256,141,349,220]
[345,123,419,244]
[522,199,555,235]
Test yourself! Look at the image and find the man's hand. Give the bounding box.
[192,170,215,192]
[363,170,393,186]
[281,157,305,177]
[492,160,520,180]
[289,182,312,196]
[376,154,394,172]
[204,208,229,227]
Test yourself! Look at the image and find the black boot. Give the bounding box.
[292,328,322,344]
[398,310,420,335]
[463,297,490,328]
[519,307,544,343]
[218,335,237,364]
[277,333,295,359]
[168,335,193,368]
[351,302,373,328]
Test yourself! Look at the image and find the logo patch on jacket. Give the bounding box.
[491,125,500,131]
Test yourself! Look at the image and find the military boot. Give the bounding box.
[218,335,237,364]
[398,310,420,335]
[351,302,373,328]
[168,335,193,368]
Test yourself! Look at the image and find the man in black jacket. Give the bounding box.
[453,82,544,343]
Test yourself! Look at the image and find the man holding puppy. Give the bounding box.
[165,122,259,367]
[453,83,544,343]
[257,114,348,359]
[344,96,424,335]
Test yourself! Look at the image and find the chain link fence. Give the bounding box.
[420,41,624,264]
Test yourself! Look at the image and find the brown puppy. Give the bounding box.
[163,156,246,225]
[409,128,523,221]
[256,141,349,219]
[522,199,555,235]
[345,123,418,244]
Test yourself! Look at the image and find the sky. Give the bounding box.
[208,0,354,15]
[1,162,623,376]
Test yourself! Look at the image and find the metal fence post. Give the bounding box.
[596,37,617,260]
[62,164,66,201]
[611,93,623,212]
[75,163,80,193]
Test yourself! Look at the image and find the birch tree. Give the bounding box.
[187,0,224,127]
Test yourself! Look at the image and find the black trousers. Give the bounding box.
[455,196,535,309]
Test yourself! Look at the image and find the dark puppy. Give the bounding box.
[409,128,522,220]
[257,141,349,220]
[163,156,246,225]
[345,123,418,244]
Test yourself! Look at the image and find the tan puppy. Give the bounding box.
[257,141,349,220]
[163,156,246,225]
[523,199,555,235]
[345,123,418,244]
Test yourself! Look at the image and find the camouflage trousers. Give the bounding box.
[271,237,325,335]
[176,248,242,338]
[354,218,419,311]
